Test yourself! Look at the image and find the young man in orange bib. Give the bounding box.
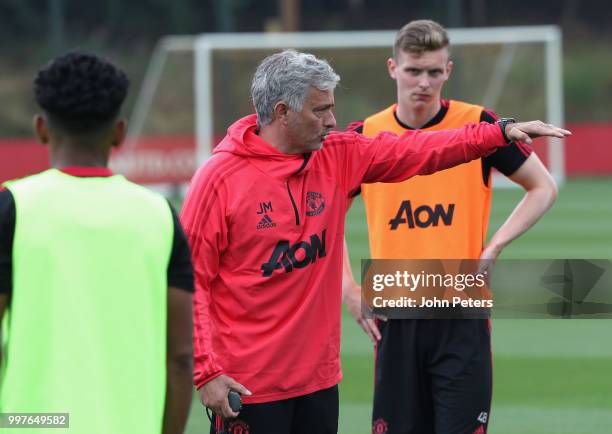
[343,20,558,434]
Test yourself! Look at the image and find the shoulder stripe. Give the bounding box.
[323,131,357,148]
[192,157,248,214]
[345,121,364,134]
[183,158,249,257]
[187,187,224,259]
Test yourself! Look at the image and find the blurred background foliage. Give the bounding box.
[1,0,611,136]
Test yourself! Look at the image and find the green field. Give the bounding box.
[186,177,612,434]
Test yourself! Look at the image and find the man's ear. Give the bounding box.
[273,101,290,125]
[33,114,49,145]
[445,60,453,81]
[111,119,127,148]
[387,57,397,80]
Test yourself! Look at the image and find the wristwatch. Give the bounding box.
[496,117,516,143]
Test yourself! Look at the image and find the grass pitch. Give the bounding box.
[186,177,612,434]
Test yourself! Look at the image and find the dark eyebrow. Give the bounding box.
[314,103,334,111]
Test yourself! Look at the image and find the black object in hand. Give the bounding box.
[228,391,242,412]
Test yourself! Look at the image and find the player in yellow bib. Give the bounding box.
[0,52,194,434]
[343,20,558,434]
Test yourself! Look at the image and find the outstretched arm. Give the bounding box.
[339,120,570,193]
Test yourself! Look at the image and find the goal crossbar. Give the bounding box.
[128,26,564,185]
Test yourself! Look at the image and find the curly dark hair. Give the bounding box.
[34,51,129,132]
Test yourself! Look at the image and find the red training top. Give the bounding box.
[181,113,506,404]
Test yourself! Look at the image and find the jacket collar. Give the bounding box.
[214,114,313,179]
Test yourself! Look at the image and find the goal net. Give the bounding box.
[119,26,564,188]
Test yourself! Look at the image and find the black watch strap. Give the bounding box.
[497,117,516,143]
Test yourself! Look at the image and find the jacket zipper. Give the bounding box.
[286,153,311,226]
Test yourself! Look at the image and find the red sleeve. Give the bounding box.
[328,121,508,195]
[180,161,228,389]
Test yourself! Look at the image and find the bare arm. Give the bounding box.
[481,153,558,263]
[162,287,194,434]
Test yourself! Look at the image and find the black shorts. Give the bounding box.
[372,319,492,434]
[210,385,339,434]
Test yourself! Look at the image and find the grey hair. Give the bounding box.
[251,49,340,127]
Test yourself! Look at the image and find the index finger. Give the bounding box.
[552,127,571,137]
[541,124,571,137]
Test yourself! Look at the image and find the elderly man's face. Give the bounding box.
[286,87,336,153]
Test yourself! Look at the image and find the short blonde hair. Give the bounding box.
[393,19,449,58]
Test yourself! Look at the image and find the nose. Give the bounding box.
[418,75,430,89]
[324,111,336,130]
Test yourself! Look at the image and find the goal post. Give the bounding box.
[124,26,564,187]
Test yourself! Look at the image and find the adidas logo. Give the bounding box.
[256,214,276,230]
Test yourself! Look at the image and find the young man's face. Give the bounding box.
[387,48,452,110]
[286,86,336,153]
